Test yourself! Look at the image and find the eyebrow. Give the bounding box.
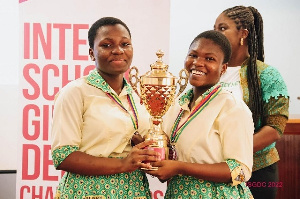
[205,52,218,56]
[217,22,227,27]
[100,36,130,41]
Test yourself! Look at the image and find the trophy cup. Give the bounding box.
[129,50,188,169]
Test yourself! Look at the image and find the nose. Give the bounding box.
[112,45,124,54]
[193,57,204,67]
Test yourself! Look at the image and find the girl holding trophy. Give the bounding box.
[51,17,160,199]
[146,30,254,199]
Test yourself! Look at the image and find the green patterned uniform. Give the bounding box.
[51,70,152,199]
[163,84,255,199]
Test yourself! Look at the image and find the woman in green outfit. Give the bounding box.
[146,30,254,198]
[214,6,289,199]
[51,17,160,199]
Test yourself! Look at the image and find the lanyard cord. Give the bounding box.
[170,85,222,143]
[106,92,139,130]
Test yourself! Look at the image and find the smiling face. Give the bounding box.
[89,24,133,78]
[185,38,227,94]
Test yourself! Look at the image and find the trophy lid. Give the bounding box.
[150,50,168,69]
[142,50,176,79]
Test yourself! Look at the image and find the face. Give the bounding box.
[214,13,244,56]
[185,38,227,91]
[89,24,133,77]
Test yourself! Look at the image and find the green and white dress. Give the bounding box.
[51,69,151,199]
[220,60,289,172]
[163,84,254,199]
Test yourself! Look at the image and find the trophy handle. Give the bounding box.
[129,66,141,99]
[176,68,189,98]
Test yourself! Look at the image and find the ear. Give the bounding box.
[220,63,228,76]
[89,48,96,61]
[241,29,249,40]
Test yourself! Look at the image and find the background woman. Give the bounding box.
[214,5,289,199]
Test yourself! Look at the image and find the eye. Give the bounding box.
[206,57,215,61]
[101,43,112,48]
[220,26,226,31]
[122,42,131,47]
[188,53,197,58]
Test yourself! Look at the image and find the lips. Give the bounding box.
[110,58,126,62]
[109,58,128,66]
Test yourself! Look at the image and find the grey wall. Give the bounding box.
[0,173,16,199]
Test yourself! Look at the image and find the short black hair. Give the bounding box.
[190,30,232,64]
[88,17,131,48]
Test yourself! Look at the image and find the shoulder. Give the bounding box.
[55,76,88,100]
[217,89,252,115]
[256,60,282,77]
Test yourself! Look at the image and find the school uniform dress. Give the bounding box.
[51,69,151,199]
[163,84,254,199]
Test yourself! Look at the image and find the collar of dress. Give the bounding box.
[178,83,222,107]
[85,69,133,94]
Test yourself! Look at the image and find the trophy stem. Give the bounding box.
[144,117,169,160]
[151,116,163,126]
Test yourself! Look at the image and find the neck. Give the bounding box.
[189,86,208,109]
[99,71,124,95]
[228,47,249,67]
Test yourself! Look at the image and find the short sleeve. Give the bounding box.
[260,66,289,134]
[260,66,289,103]
[218,97,254,183]
[226,159,251,186]
[52,145,79,168]
[51,81,84,167]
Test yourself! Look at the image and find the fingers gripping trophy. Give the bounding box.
[129,50,188,169]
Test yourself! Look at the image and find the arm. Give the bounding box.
[147,160,231,183]
[56,140,160,176]
[253,97,289,153]
[51,81,160,176]
[253,126,280,152]
[254,66,290,152]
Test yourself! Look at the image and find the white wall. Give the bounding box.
[169,0,300,115]
[0,1,19,197]
[0,1,19,170]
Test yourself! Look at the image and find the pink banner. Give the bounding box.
[18,0,170,198]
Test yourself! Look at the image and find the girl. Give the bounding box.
[147,30,254,199]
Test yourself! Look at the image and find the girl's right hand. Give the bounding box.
[122,139,161,172]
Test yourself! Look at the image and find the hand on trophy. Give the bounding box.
[130,131,145,146]
[122,139,162,172]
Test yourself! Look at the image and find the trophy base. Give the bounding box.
[141,167,158,171]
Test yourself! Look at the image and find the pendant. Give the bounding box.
[169,143,178,160]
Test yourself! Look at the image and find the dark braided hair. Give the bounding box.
[223,5,264,126]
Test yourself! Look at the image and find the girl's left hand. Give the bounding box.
[145,160,179,182]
